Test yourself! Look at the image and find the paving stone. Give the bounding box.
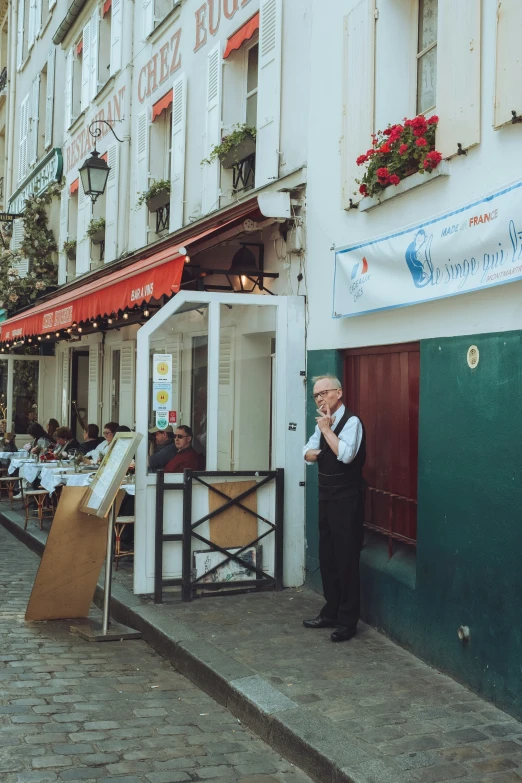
[32,755,74,769]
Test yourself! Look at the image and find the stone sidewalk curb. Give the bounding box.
[1,509,389,783]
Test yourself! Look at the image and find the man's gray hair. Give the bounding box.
[312,374,342,389]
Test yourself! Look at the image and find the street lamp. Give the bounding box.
[226,244,264,293]
[79,120,124,204]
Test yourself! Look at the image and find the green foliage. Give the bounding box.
[63,239,77,254]
[202,124,257,165]
[136,179,171,209]
[86,217,106,237]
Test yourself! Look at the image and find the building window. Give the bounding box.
[72,44,82,120]
[344,343,420,550]
[149,103,172,236]
[98,7,111,88]
[245,41,258,127]
[416,0,437,114]
[154,0,176,28]
[37,64,47,159]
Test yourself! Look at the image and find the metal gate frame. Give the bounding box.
[154,468,284,604]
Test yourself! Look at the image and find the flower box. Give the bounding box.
[66,246,76,260]
[146,189,170,213]
[90,229,105,245]
[221,136,256,169]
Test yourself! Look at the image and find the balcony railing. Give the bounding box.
[0,177,4,202]
[232,153,255,194]
[0,68,7,93]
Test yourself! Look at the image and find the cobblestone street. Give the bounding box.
[0,526,312,783]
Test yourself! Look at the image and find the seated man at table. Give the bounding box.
[53,427,81,459]
[164,426,199,473]
[148,426,178,472]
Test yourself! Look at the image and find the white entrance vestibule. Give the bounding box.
[134,292,306,596]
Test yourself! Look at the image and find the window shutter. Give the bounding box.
[76,180,91,275]
[49,0,56,9]
[61,349,70,426]
[45,48,55,149]
[11,219,29,278]
[58,188,68,284]
[217,331,235,470]
[134,110,149,248]
[110,0,122,76]
[104,143,119,262]
[170,73,186,232]
[28,0,36,49]
[255,0,282,188]
[18,95,29,182]
[81,22,91,111]
[119,341,135,428]
[88,344,100,425]
[436,0,481,157]
[89,10,99,100]
[202,43,222,215]
[494,0,522,128]
[64,49,73,130]
[29,74,40,166]
[143,0,154,38]
[165,334,181,416]
[35,0,42,37]
[16,0,24,69]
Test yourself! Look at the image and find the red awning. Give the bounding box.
[101,152,108,162]
[102,0,112,16]
[152,89,173,122]
[70,178,79,195]
[223,13,259,59]
[76,39,83,55]
[0,216,244,341]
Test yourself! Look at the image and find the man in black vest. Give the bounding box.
[303,374,366,642]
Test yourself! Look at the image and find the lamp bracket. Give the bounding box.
[88,119,125,149]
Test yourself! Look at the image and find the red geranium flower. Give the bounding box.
[366,148,375,157]
[423,150,442,170]
[356,154,368,166]
[399,144,409,155]
[416,137,428,147]
[379,143,391,154]
[383,127,393,136]
[359,184,368,196]
[389,174,400,186]
[427,115,439,125]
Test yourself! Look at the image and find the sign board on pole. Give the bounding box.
[153,354,172,382]
[155,411,168,430]
[153,381,172,411]
[168,411,177,424]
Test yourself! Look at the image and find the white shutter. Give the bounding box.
[436,0,481,158]
[170,73,186,232]
[45,48,55,149]
[110,0,122,76]
[29,74,40,166]
[28,0,36,49]
[88,344,100,425]
[64,49,73,130]
[255,0,282,188]
[89,10,99,100]
[11,220,29,278]
[58,189,68,284]
[143,0,154,38]
[202,44,222,215]
[18,95,29,182]
[494,0,522,128]
[104,143,119,262]
[134,110,149,248]
[61,350,70,426]
[119,341,136,428]
[76,180,91,275]
[217,332,234,470]
[165,334,181,417]
[81,21,91,111]
[341,0,376,209]
[35,0,42,37]
[16,0,24,69]
[49,0,56,9]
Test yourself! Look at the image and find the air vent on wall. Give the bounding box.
[467,345,479,369]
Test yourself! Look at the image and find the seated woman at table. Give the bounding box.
[85,421,119,463]
[78,423,104,455]
[0,427,16,453]
[46,418,60,444]
[53,426,81,459]
[28,422,52,456]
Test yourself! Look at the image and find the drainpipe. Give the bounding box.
[6,0,18,200]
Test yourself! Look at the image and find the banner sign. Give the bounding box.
[333,179,522,319]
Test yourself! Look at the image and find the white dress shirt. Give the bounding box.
[303,404,363,465]
[87,439,109,462]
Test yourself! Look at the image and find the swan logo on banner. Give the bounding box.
[333,178,522,319]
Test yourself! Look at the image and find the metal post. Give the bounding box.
[182,469,193,602]
[274,468,284,590]
[154,470,165,604]
[102,502,115,634]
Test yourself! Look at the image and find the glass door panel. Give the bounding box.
[13,361,39,435]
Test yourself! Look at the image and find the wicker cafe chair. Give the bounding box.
[23,489,55,531]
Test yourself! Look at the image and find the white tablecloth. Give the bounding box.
[20,463,43,484]
[8,459,33,475]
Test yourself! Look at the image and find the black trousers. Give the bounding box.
[318,488,364,630]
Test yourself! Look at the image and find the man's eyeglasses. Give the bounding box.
[312,389,339,401]
[174,434,188,439]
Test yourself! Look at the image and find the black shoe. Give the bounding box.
[303,616,338,629]
[331,626,357,642]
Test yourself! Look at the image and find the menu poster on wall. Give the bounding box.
[153,354,172,383]
[80,432,142,519]
[153,382,172,411]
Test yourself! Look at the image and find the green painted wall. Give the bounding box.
[305,333,522,719]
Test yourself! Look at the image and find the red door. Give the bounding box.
[344,343,419,548]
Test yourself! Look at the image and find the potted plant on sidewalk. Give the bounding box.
[86,217,106,245]
[202,124,257,169]
[136,180,171,213]
[356,114,442,199]
[62,239,77,260]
